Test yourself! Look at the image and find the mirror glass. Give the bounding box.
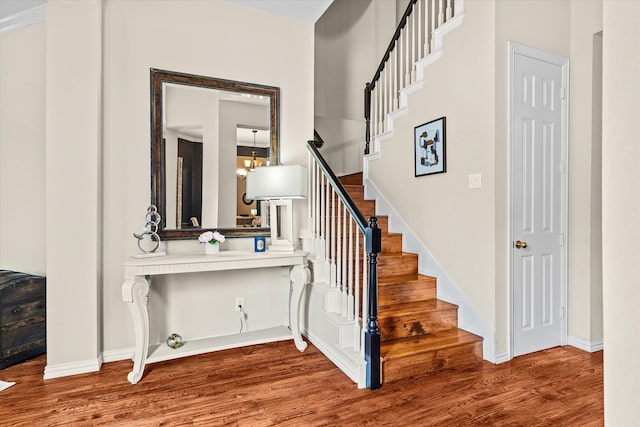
[151,69,280,239]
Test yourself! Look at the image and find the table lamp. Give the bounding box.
[246,164,307,252]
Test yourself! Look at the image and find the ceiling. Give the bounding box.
[222,0,333,23]
[0,0,333,33]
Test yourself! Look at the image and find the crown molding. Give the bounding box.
[0,3,47,34]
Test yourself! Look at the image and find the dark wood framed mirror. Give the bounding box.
[150,68,280,240]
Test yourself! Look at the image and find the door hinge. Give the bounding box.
[559,161,566,173]
[561,87,567,100]
[559,234,565,246]
[560,307,565,320]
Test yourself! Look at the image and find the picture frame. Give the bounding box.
[414,116,446,177]
[254,236,266,252]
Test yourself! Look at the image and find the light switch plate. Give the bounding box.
[468,173,482,189]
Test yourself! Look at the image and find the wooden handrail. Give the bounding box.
[367,0,417,92]
[365,0,417,154]
[309,129,325,148]
[307,141,368,232]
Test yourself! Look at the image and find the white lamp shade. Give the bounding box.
[246,164,307,200]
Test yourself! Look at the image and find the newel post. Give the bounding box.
[364,82,372,155]
[365,216,381,390]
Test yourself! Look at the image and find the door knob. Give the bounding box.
[515,240,528,249]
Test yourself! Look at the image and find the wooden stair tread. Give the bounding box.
[378,252,418,276]
[379,252,417,260]
[378,273,435,285]
[382,329,483,361]
[339,173,363,185]
[380,299,458,316]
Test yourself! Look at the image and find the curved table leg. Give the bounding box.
[122,275,150,384]
[289,265,310,352]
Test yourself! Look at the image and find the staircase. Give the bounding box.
[339,172,483,382]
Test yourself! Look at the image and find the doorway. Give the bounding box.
[508,42,568,357]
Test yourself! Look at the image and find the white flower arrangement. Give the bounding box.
[198,230,225,245]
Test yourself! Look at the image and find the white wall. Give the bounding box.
[602,1,640,423]
[45,0,103,373]
[568,0,603,344]
[314,0,398,174]
[0,22,46,276]
[100,0,314,358]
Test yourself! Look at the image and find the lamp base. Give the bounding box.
[133,251,167,259]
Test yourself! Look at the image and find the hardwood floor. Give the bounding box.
[0,342,603,426]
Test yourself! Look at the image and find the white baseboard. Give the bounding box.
[102,347,135,363]
[492,350,511,364]
[568,335,603,352]
[44,355,103,380]
[302,328,367,389]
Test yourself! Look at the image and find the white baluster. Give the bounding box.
[318,173,325,260]
[378,81,384,132]
[415,0,423,59]
[353,228,361,351]
[371,85,376,137]
[411,3,420,82]
[311,159,316,242]
[330,186,337,287]
[385,67,391,126]
[430,0,436,52]
[383,68,389,132]
[392,46,397,111]
[336,196,342,292]
[341,204,348,317]
[404,21,411,85]
[438,0,444,25]
[347,217,354,321]
[424,0,430,55]
[372,86,378,137]
[446,0,453,20]
[307,152,313,234]
[454,0,463,16]
[325,174,330,261]
[380,74,385,133]
[361,233,368,357]
[315,163,321,242]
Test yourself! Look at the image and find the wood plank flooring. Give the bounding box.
[0,342,603,426]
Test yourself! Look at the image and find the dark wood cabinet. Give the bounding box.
[0,270,46,369]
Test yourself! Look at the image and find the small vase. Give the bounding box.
[204,242,220,255]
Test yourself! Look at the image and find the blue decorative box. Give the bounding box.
[254,236,266,252]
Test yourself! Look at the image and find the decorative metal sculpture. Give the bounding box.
[166,333,184,349]
[133,205,162,254]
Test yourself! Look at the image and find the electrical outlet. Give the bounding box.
[235,297,244,312]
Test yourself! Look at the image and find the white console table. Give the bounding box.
[121,250,309,384]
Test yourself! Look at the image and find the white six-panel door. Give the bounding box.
[509,43,568,357]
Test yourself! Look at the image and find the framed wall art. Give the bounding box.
[414,116,446,177]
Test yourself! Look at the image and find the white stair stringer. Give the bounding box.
[300,278,368,388]
[325,311,361,349]
[369,3,465,155]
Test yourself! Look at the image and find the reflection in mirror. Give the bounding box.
[151,69,280,240]
[236,128,269,227]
